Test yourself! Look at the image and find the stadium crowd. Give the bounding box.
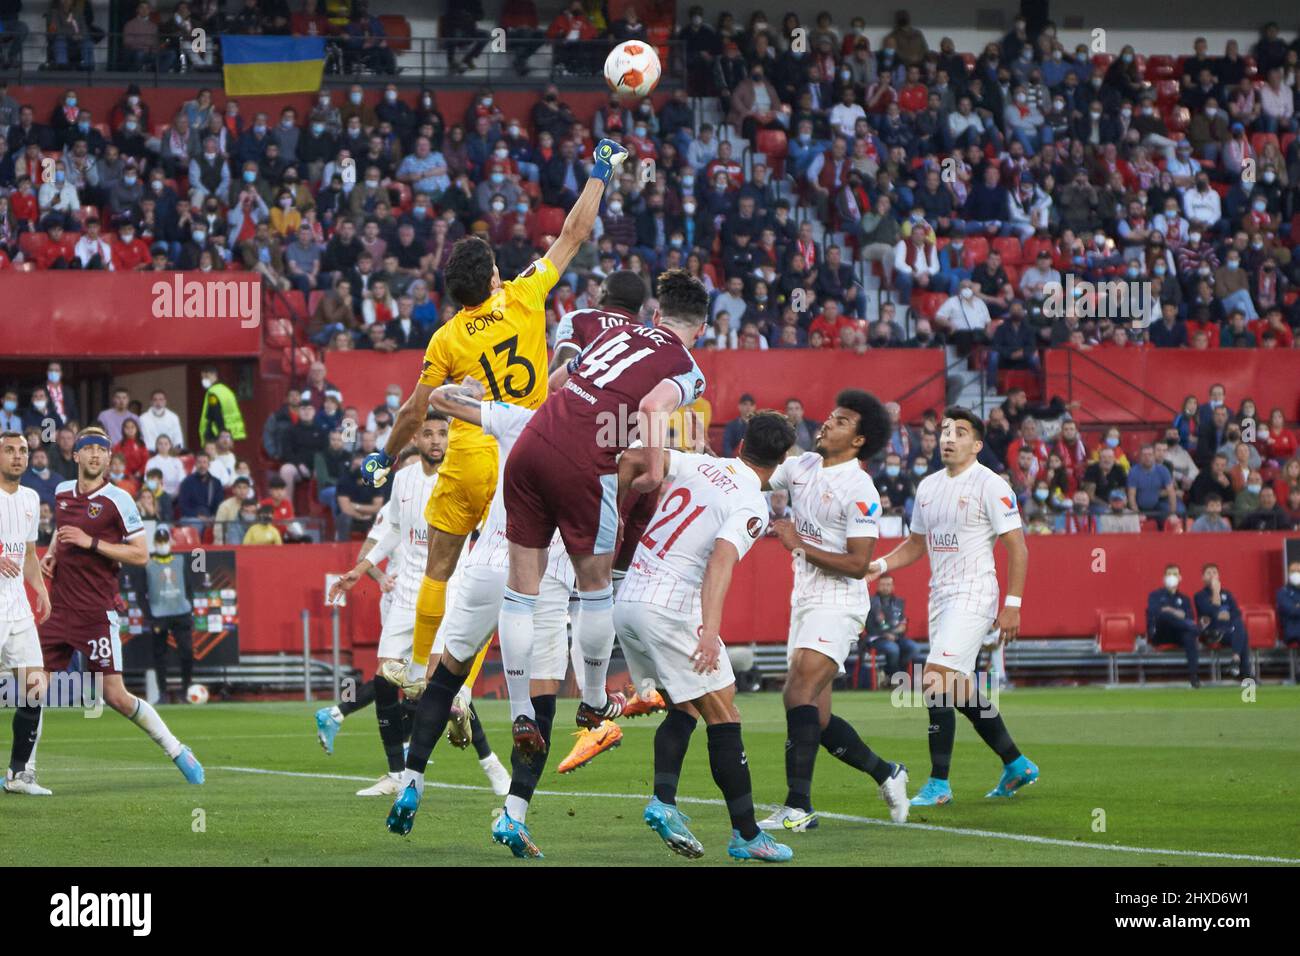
[4,6,1300,544]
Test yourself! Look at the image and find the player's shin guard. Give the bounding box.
[468,703,492,760]
[129,698,182,759]
[374,675,407,773]
[339,677,377,716]
[653,707,698,805]
[9,705,40,774]
[412,577,447,669]
[820,714,892,785]
[957,688,1021,766]
[926,701,957,780]
[707,722,760,841]
[783,704,821,812]
[505,694,555,823]
[405,663,467,775]
[575,585,615,709]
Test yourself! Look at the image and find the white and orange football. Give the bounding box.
[604,40,662,97]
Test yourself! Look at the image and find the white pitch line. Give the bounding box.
[213,765,1300,865]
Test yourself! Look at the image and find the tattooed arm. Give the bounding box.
[427,376,488,428]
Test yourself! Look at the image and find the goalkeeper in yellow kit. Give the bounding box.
[359,137,631,698]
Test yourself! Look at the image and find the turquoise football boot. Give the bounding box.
[173,745,204,784]
[644,797,704,859]
[315,707,341,755]
[986,755,1039,798]
[727,829,793,862]
[909,776,953,806]
[387,781,421,835]
[491,810,543,859]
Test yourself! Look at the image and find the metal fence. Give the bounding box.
[0,31,682,88]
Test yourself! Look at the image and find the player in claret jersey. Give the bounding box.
[759,390,911,833]
[617,412,798,862]
[39,427,203,784]
[497,269,709,770]
[548,270,647,375]
[358,138,630,698]
[0,433,52,795]
[868,407,1038,806]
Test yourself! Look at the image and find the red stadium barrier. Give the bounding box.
[0,273,264,358]
[323,349,947,426]
[229,533,1295,670]
[1045,349,1300,424]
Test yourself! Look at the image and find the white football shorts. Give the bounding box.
[614,600,735,704]
[786,604,867,675]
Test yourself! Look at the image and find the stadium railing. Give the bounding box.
[5,32,684,88]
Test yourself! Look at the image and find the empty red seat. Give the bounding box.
[755,128,788,176]
[1243,606,1278,649]
[1250,132,1280,157]
[992,236,1022,265]
[169,525,202,549]
[1154,80,1180,106]
[264,317,294,349]
[961,235,989,261]
[378,15,411,53]
[1144,55,1178,80]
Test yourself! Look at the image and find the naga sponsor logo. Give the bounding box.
[49,886,151,936]
[795,518,823,544]
[151,274,260,329]
[929,531,960,552]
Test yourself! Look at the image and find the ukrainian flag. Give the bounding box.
[221,36,326,96]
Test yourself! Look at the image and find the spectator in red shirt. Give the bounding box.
[112,221,152,271]
[546,1,599,74]
[1264,408,1297,463]
[500,0,545,77]
[1005,418,1050,469]
[35,219,76,269]
[1054,418,1089,485]
[261,474,295,536]
[897,64,929,113]
[10,177,39,226]
[808,298,857,344]
[705,140,744,190]
[1248,308,1294,349]
[115,417,150,480]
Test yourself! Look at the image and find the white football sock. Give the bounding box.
[329,705,343,722]
[24,708,43,774]
[400,767,425,796]
[129,698,182,759]
[499,587,537,721]
[505,794,528,823]
[575,586,615,708]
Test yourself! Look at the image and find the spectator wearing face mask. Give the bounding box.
[1277,561,1300,650]
[21,445,60,509]
[1146,564,1203,687]
[862,574,918,686]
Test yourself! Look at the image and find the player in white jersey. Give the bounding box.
[868,406,1039,806]
[325,414,510,797]
[0,433,52,795]
[758,390,911,833]
[615,412,799,862]
[386,378,583,855]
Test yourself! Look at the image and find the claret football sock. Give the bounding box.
[575,586,615,709]
[129,698,182,759]
[412,577,447,669]
[926,701,957,781]
[821,714,891,785]
[405,663,468,774]
[506,694,556,822]
[374,675,407,774]
[9,705,40,774]
[783,704,821,812]
[653,707,698,805]
[499,587,538,721]
[708,722,760,841]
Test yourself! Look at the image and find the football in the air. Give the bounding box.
[186,683,210,705]
[604,40,662,97]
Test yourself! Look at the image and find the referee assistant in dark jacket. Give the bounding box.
[1146,563,1202,687]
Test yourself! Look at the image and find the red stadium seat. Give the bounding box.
[1022,236,1054,262]
[280,346,316,377]
[961,235,989,262]
[756,128,788,176]
[18,232,48,261]
[169,525,202,550]
[913,291,947,320]
[1250,132,1279,157]
[959,53,975,75]
[390,180,413,213]
[307,290,326,316]
[378,15,411,53]
[534,205,565,238]
[1154,80,1180,107]
[1096,610,1138,683]
[998,368,1041,401]
[1282,133,1296,156]
[992,236,1022,265]
[1144,55,1177,80]
[264,317,294,349]
[1244,55,1258,78]
[1243,606,1277,649]
[1092,53,1114,70]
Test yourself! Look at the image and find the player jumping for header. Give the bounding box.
[38,426,204,785]
[356,138,631,700]
[867,407,1038,806]
[497,268,710,778]
[758,390,911,832]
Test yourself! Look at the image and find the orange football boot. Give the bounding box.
[557,720,623,773]
[620,683,667,719]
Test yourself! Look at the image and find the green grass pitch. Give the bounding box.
[6,686,1299,867]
